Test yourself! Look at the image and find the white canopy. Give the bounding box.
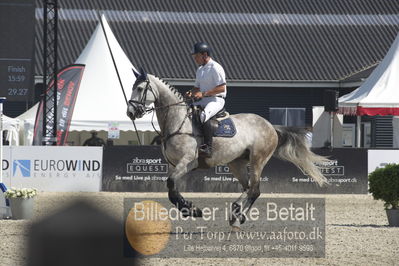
[339,32,399,116]
[16,103,38,145]
[2,115,20,145]
[15,15,159,145]
[72,14,159,131]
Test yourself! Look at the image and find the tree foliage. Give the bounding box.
[369,164,399,209]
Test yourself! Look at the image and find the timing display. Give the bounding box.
[0,0,35,101]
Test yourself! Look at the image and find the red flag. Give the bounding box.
[33,64,85,145]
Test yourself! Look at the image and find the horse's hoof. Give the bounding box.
[229,217,241,228]
[181,206,203,217]
[229,214,246,226]
[231,226,241,232]
[240,215,246,224]
[192,207,203,217]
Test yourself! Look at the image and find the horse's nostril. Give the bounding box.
[126,111,135,120]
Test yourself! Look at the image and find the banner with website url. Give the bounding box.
[102,146,368,194]
[33,64,85,145]
[123,197,325,258]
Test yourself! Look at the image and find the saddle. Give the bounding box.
[191,106,236,137]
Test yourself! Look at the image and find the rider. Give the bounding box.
[187,42,227,157]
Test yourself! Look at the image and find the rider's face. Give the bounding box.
[192,53,206,65]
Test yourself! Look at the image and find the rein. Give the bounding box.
[151,101,192,145]
[148,100,189,111]
[128,80,191,114]
[128,78,194,145]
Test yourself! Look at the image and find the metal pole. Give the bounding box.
[98,14,142,145]
[42,0,58,145]
[42,0,48,141]
[99,13,128,104]
[0,97,6,184]
[330,112,334,148]
[53,0,58,145]
[356,116,361,147]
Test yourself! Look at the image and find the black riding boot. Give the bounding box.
[199,120,213,158]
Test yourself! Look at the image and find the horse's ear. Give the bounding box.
[133,67,147,81]
[132,68,140,78]
[139,67,148,80]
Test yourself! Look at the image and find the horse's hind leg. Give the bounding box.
[228,159,250,191]
[229,151,273,230]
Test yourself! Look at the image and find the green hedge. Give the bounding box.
[369,164,399,209]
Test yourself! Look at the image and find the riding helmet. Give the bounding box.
[191,42,211,56]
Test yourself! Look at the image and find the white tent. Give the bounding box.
[2,115,20,145]
[339,32,399,147]
[312,106,343,148]
[16,15,159,145]
[339,32,399,116]
[16,103,38,145]
[71,14,158,132]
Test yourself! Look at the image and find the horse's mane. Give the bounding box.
[153,76,184,102]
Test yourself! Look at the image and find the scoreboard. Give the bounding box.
[0,0,35,101]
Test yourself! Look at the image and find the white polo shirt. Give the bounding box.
[195,59,227,98]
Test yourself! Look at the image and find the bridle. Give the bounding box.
[128,78,191,115]
[128,77,193,144]
[128,78,155,117]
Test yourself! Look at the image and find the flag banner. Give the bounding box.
[33,64,85,145]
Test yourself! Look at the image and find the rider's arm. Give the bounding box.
[185,87,200,97]
[202,84,226,97]
[201,64,226,97]
[190,84,226,99]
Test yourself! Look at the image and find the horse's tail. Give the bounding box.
[273,126,329,187]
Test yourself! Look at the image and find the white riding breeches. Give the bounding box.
[193,96,225,123]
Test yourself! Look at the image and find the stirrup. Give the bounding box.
[199,144,212,157]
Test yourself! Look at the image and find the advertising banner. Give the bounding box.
[1,146,11,186]
[260,148,368,194]
[102,146,368,194]
[2,146,102,192]
[33,64,85,145]
[108,122,120,139]
[102,146,170,192]
[123,197,325,258]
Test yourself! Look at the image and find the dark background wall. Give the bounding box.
[177,85,356,127]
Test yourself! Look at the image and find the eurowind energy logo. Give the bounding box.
[13,160,31,177]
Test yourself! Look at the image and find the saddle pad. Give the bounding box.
[214,118,236,137]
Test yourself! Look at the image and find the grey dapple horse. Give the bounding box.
[127,70,329,230]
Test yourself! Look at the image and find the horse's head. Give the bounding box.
[127,68,157,120]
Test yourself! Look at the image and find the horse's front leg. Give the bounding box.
[167,157,202,217]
